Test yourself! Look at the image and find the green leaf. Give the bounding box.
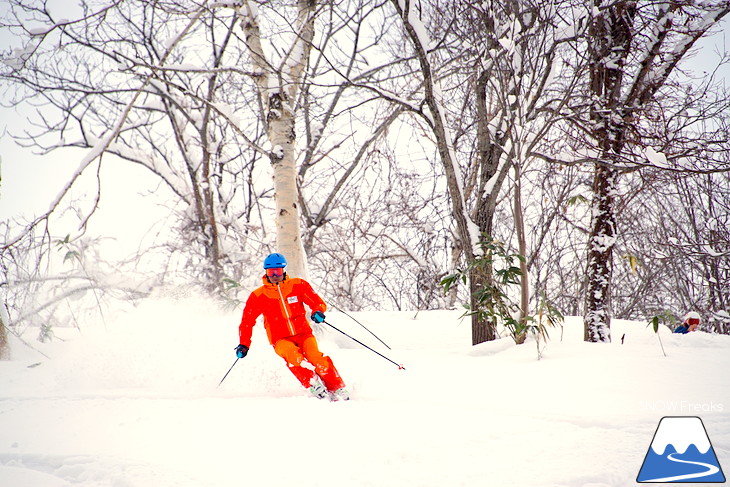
[566,194,589,207]
[55,234,71,247]
[224,278,239,288]
[64,250,79,263]
[623,254,640,275]
[648,316,659,334]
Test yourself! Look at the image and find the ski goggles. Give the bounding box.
[688,318,700,326]
[266,268,285,278]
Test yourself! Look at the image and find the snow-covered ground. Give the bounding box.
[1,294,728,487]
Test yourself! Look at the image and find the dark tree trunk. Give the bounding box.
[584,164,618,342]
[583,0,636,342]
[470,265,497,345]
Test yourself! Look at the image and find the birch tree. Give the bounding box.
[2,0,420,339]
[222,0,318,279]
[0,1,278,346]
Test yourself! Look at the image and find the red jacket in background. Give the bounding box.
[239,276,326,348]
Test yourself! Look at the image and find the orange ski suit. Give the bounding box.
[238,276,345,392]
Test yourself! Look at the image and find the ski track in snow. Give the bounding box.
[1,299,729,487]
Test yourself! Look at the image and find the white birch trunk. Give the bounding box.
[236,0,316,279]
[271,118,308,279]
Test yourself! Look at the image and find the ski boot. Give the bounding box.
[308,379,328,400]
[329,388,350,402]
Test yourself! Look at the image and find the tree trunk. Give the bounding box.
[466,71,515,344]
[583,0,635,342]
[270,97,308,279]
[470,265,497,345]
[0,309,10,361]
[514,163,530,337]
[237,0,317,279]
[584,164,618,342]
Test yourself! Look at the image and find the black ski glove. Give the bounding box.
[235,344,249,358]
[311,311,325,323]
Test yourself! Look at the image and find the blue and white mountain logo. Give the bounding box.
[637,416,726,483]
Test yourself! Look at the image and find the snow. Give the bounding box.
[1,295,729,487]
[209,101,238,128]
[272,144,284,159]
[645,146,668,166]
[208,0,243,7]
[498,37,516,53]
[28,27,50,36]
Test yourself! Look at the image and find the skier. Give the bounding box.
[234,253,349,401]
[673,311,701,334]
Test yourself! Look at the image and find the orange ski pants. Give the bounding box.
[273,334,345,392]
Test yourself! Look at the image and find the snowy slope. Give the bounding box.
[1,294,728,487]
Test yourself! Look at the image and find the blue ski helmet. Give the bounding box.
[263,252,287,269]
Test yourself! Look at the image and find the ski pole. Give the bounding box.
[217,357,240,387]
[332,305,392,350]
[324,320,405,370]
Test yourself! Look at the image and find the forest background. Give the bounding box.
[1,0,730,358]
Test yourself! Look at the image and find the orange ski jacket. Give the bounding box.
[238,276,327,348]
